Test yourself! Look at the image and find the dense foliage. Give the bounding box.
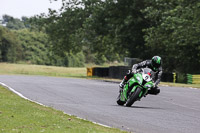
[14,29,51,65]
[142,0,200,73]
[0,26,22,62]
[30,0,149,64]
[0,25,85,67]
[2,15,28,30]
[1,0,200,73]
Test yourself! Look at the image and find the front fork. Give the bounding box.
[120,85,147,102]
[120,84,138,101]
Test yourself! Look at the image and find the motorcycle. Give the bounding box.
[117,68,154,107]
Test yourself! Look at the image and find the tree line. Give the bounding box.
[0,15,85,67]
[1,0,200,73]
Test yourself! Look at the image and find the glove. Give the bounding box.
[153,83,157,88]
[132,69,137,74]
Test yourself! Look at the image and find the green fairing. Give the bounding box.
[120,73,153,101]
[143,82,153,89]
[142,82,153,96]
[117,68,155,106]
[121,73,143,101]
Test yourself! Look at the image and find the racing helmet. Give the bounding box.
[151,56,162,71]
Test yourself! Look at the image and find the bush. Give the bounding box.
[177,73,187,83]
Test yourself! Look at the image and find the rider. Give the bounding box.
[119,56,162,95]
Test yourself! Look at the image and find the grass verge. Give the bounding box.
[0,86,127,133]
[160,82,200,88]
[0,63,86,78]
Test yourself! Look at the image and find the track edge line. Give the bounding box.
[0,82,111,128]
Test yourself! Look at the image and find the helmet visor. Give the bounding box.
[152,60,161,68]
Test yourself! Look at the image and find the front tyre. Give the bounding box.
[116,93,126,106]
[125,87,142,107]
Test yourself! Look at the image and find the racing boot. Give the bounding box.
[148,86,160,95]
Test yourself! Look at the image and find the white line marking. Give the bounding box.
[0,82,46,106]
[0,82,111,128]
[161,85,169,87]
[189,87,198,90]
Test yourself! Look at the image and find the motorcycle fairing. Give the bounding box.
[120,72,154,101]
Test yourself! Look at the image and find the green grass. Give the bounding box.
[160,82,200,88]
[0,63,86,78]
[0,86,127,133]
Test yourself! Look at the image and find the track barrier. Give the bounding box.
[187,74,193,84]
[187,74,200,84]
[87,67,200,84]
[87,68,93,76]
[173,73,176,83]
[93,67,109,77]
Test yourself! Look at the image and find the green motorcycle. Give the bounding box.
[117,68,154,107]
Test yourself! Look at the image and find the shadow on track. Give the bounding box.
[129,105,163,110]
[113,105,163,110]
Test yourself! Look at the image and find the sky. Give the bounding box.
[0,0,62,19]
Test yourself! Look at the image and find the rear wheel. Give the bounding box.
[125,87,142,107]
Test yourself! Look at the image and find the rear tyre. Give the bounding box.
[125,87,142,107]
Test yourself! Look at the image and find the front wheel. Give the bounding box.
[125,87,142,107]
[116,93,126,106]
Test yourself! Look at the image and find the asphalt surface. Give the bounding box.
[0,75,200,133]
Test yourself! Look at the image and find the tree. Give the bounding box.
[2,14,26,30]
[30,0,200,72]
[15,29,85,67]
[142,0,200,73]
[34,0,149,64]
[14,29,51,65]
[0,26,22,62]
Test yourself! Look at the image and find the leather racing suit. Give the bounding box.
[123,60,162,95]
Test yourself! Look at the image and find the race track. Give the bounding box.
[0,75,200,133]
